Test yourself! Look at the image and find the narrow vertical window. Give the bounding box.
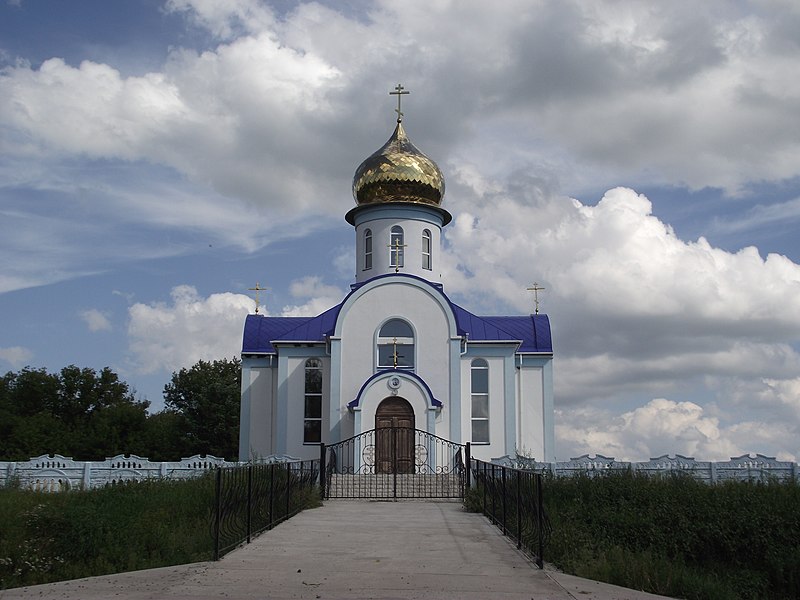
[364,229,373,270]
[471,359,489,443]
[390,226,404,269]
[422,229,432,270]
[304,358,322,443]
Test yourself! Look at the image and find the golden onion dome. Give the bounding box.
[352,121,445,206]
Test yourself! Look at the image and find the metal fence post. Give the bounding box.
[285,463,291,517]
[536,473,544,569]
[490,463,496,523]
[501,466,507,535]
[213,467,222,561]
[465,442,471,490]
[516,469,522,549]
[246,465,252,544]
[319,443,327,500]
[482,461,487,515]
[268,463,275,530]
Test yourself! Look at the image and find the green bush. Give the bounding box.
[540,471,800,600]
[466,470,799,598]
[0,476,215,589]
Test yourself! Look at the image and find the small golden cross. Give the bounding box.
[248,282,268,314]
[388,238,407,273]
[526,282,546,315]
[392,337,399,368]
[389,83,410,123]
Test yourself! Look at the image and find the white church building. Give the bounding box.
[238,97,554,465]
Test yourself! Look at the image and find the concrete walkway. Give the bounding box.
[1,501,675,600]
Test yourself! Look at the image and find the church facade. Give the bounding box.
[238,105,554,463]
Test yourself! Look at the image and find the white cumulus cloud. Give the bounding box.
[127,285,252,374]
[80,308,112,332]
[0,346,34,369]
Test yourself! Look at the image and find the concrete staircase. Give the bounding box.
[326,473,464,499]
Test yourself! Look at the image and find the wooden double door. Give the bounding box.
[375,397,415,474]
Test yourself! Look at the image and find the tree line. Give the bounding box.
[0,358,240,462]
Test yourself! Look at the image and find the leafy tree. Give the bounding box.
[138,410,192,462]
[163,358,241,460]
[0,366,150,461]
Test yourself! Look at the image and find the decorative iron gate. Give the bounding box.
[320,428,469,499]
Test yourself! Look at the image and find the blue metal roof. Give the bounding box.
[478,315,552,352]
[272,303,342,343]
[241,277,552,355]
[242,315,313,353]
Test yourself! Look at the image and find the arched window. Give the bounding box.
[422,229,432,270]
[304,358,323,443]
[377,319,414,369]
[389,226,404,269]
[471,359,489,444]
[364,229,373,270]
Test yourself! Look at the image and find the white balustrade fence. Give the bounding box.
[3,452,798,491]
[491,453,799,483]
[0,453,239,491]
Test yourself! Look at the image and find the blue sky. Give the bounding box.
[2,0,800,461]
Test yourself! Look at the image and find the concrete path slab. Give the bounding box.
[0,500,675,600]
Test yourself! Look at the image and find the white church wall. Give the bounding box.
[239,358,276,461]
[335,277,455,437]
[516,355,554,461]
[517,363,545,461]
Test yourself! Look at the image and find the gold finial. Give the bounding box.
[389,83,409,123]
[392,337,399,368]
[388,238,407,273]
[248,282,268,314]
[526,282,546,315]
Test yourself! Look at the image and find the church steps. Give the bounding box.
[326,473,463,499]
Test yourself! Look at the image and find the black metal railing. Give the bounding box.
[321,428,467,499]
[212,459,320,560]
[470,458,550,568]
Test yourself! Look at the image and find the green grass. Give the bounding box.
[0,476,216,589]
[468,471,800,599]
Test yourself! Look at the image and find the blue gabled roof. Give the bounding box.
[272,303,342,342]
[480,315,552,352]
[242,315,313,353]
[449,304,552,352]
[241,277,552,355]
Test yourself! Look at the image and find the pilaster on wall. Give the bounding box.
[329,336,343,443]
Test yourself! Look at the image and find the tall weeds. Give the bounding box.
[0,476,215,589]
[543,472,800,599]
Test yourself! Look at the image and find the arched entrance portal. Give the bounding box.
[375,397,415,474]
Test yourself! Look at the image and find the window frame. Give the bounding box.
[376,318,415,370]
[389,226,404,269]
[364,228,373,271]
[422,229,432,270]
[470,358,490,444]
[303,358,323,444]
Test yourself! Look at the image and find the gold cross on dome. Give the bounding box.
[389,83,410,122]
[388,238,407,273]
[526,282,546,315]
[248,282,268,314]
